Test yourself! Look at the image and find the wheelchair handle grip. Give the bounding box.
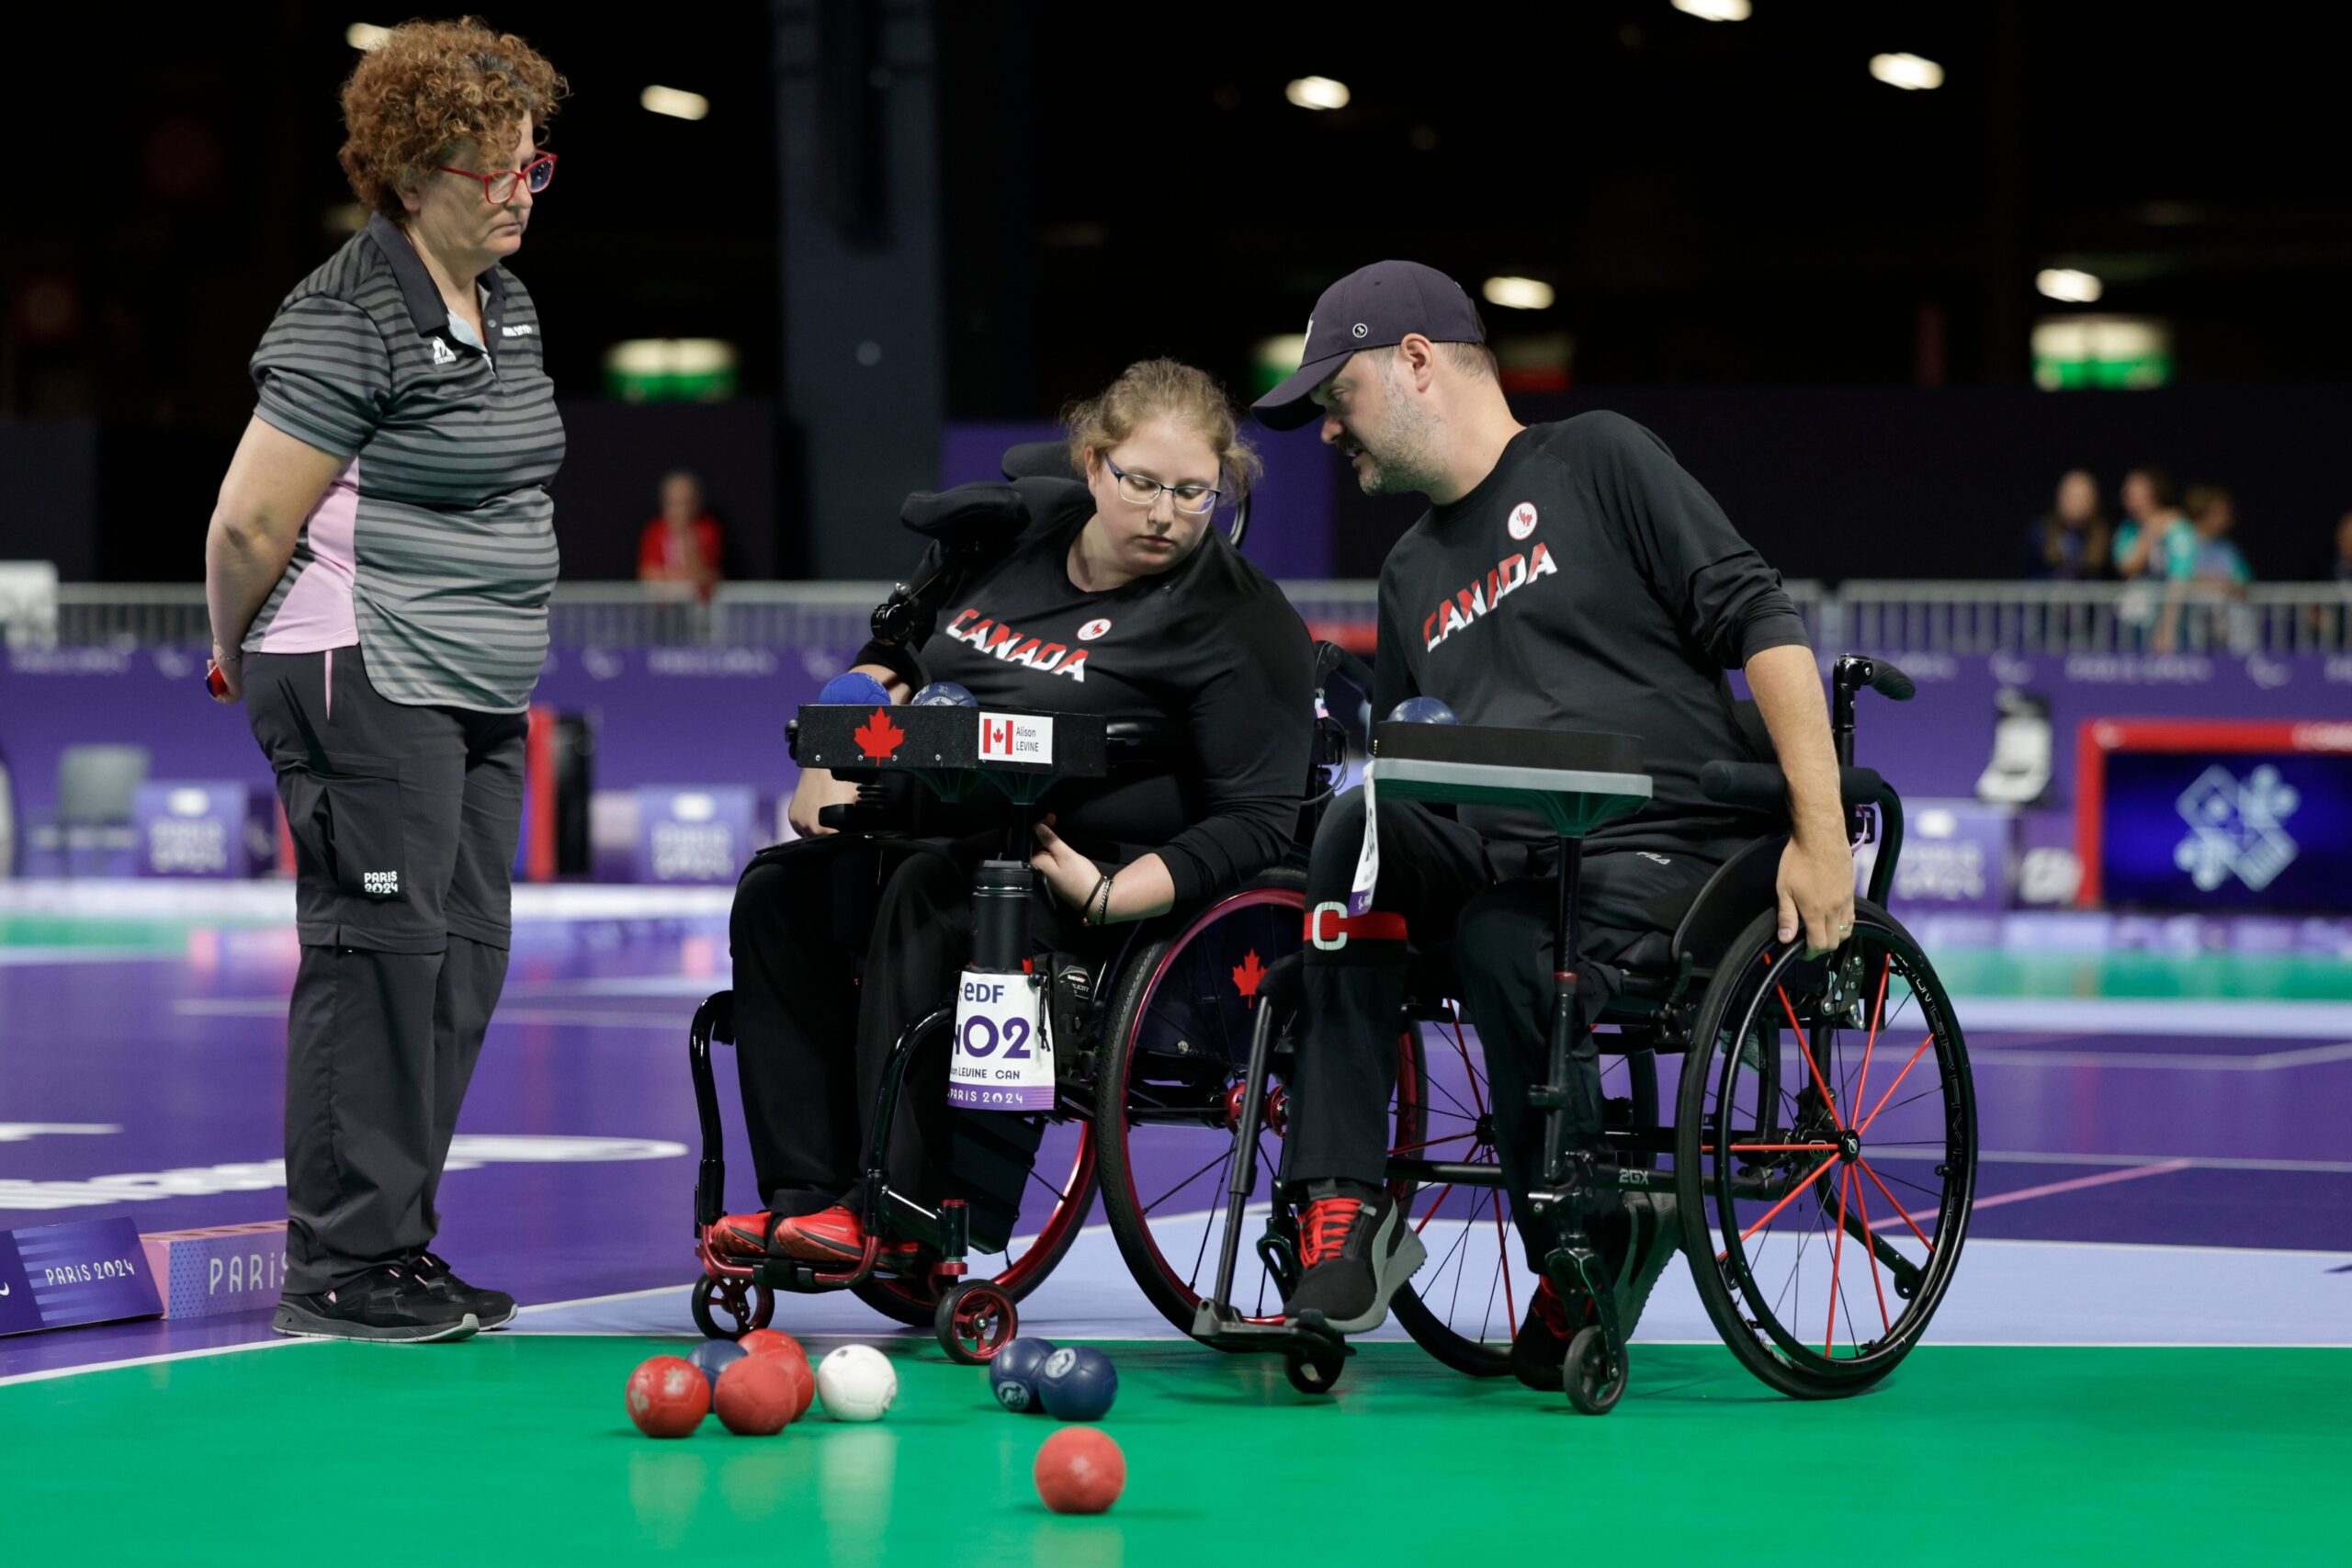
[1700,760,1887,813]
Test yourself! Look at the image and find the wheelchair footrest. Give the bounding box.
[1188,1303,1355,1363]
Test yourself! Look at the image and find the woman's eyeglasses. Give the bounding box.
[435,152,559,205]
[1105,457,1220,515]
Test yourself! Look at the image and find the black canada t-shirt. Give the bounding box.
[1374,412,1809,856]
[856,478,1314,908]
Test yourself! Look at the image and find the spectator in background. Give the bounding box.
[2153,483,2251,654]
[637,469,723,600]
[2185,486,2252,587]
[2026,468,2111,580]
[2112,466,2195,581]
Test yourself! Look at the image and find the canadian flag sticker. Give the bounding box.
[1078,617,1112,642]
[1508,502,1539,540]
[978,712,1055,763]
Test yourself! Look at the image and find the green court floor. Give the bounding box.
[4,1337,2340,1564]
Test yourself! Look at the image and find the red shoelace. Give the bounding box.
[1299,1198,1364,1269]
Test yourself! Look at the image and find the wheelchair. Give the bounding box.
[684,441,1348,1361]
[1175,653,1979,1412]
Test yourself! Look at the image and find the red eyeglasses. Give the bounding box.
[435,152,558,205]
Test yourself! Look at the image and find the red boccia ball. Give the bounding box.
[776,1351,816,1420]
[714,1353,799,1436]
[1035,1427,1125,1515]
[626,1355,710,1438]
[740,1328,806,1364]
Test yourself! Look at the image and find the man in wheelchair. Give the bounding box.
[1251,262,1857,1390]
[715,359,1314,1263]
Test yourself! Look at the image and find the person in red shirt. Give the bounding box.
[637,469,723,599]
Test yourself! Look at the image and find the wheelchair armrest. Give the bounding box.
[1699,760,1887,814]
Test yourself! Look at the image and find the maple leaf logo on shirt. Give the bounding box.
[1231,948,1266,1006]
[854,709,906,761]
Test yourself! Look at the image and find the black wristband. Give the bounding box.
[1089,874,1114,927]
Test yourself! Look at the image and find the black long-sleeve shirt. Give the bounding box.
[1374,412,1810,855]
[854,478,1313,908]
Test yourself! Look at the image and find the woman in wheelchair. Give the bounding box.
[716,358,1313,1264]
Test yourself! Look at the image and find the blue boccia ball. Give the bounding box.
[1035,1345,1117,1422]
[911,681,978,708]
[1387,695,1459,725]
[818,671,894,705]
[989,1337,1058,1415]
[686,1337,747,1388]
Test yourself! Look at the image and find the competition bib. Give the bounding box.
[1348,769,1380,915]
[949,971,1054,1111]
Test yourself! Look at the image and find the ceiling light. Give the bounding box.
[1670,0,1752,19]
[640,85,711,122]
[1482,276,1555,311]
[345,22,390,51]
[1869,53,1944,90]
[1284,76,1351,111]
[2036,268,2104,304]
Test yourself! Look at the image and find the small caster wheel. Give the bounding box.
[1564,1325,1625,1416]
[690,1275,773,1340]
[937,1280,1017,1365]
[1283,1347,1344,1394]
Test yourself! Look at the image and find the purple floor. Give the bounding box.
[4,919,2347,1377]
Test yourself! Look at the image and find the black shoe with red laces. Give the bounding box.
[1278,1191,1427,1336]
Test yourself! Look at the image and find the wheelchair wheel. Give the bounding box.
[1389,1015,1657,1379]
[1093,871,1428,1334]
[691,1274,773,1341]
[1675,905,1976,1400]
[935,1280,1018,1365]
[848,1117,1100,1327]
[1564,1324,1625,1415]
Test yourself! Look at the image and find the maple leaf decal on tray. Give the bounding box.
[1231,948,1266,1006]
[854,708,907,761]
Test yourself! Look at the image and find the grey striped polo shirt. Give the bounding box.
[243,214,564,712]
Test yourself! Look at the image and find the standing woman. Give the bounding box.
[202,20,568,1343]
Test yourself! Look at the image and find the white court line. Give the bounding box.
[1872,1158,2193,1233]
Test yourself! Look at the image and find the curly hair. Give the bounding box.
[338,17,568,219]
[1063,359,1263,500]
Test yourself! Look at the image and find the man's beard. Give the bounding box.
[1354,410,1444,497]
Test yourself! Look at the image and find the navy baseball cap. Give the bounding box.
[1251,260,1487,431]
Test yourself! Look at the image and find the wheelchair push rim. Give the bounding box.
[1676,908,1977,1398]
[1094,878,1427,1334]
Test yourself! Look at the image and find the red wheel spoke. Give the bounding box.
[1414,1183,1455,1236]
[1489,1186,1516,1330]
[1445,1002,1490,1117]
[1777,986,1844,1130]
[1728,1143,1839,1153]
[1857,1034,1938,1134]
[1858,1159,1936,1251]
[1736,1154,1842,1245]
[1390,1131,1479,1156]
[1851,954,1892,1117]
[1825,1164,1852,1358]
[1849,1161,1894,1334]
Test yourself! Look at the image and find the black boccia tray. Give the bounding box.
[1368,722,1651,839]
[794,704,1107,780]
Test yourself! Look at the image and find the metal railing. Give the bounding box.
[15,578,2349,654]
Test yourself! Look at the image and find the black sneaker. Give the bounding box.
[1279,1193,1426,1336]
[1510,1274,1591,1392]
[412,1251,518,1330]
[272,1263,480,1344]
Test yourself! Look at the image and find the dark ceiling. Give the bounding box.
[8,0,2350,434]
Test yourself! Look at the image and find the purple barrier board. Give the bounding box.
[0,1218,163,1337]
[138,1221,288,1318]
[1858,798,2013,915]
[633,784,760,883]
[132,780,268,878]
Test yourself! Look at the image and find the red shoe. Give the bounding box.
[711,1211,777,1258]
[771,1204,927,1265]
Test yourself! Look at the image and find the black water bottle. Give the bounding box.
[968,860,1034,975]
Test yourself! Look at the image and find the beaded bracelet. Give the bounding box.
[1088,874,1115,927]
